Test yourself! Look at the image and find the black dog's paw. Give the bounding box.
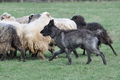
[48,58,53,61]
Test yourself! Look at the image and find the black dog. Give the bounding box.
[40,20,106,65]
[71,15,118,56]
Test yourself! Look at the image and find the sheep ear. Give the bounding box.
[30,14,34,17]
[29,14,34,19]
[46,13,50,17]
[8,15,11,18]
[7,14,11,18]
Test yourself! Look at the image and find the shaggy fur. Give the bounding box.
[0,23,25,61]
[71,15,117,56]
[27,13,77,30]
[26,12,77,58]
[0,21,24,44]
[0,12,29,24]
[0,12,16,21]
[0,20,24,58]
[53,18,77,30]
[41,20,107,65]
[23,12,55,59]
[16,16,29,24]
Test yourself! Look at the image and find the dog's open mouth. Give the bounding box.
[41,33,48,36]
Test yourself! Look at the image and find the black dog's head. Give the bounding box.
[40,19,55,37]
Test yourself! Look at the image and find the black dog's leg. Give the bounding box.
[96,45,100,56]
[72,49,79,58]
[99,52,107,65]
[65,48,72,65]
[92,50,107,65]
[82,49,86,55]
[108,44,118,56]
[49,49,64,61]
[86,51,92,64]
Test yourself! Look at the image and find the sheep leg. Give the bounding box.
[0,53,6,61]
[38,51,46,59]
[49,49,64,61]
[31,53,38,57]
[10,50,17,59]
[0,54,2,58]
[48,48,54,54]
[17,47,26,62]
[108,44,118,56]
[20,50,26,62]
[48,46,58,58]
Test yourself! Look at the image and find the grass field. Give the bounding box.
[0,1,120,80]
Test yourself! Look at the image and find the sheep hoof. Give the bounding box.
[23,60,26,62]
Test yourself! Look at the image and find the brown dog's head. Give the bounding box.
[71,15,86,29]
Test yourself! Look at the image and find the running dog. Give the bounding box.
[40,20,107,65]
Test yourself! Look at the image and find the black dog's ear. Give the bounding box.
[48,19,54,27]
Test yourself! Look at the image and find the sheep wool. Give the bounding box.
[23,12,52,59]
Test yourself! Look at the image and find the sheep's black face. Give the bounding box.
[28,14,41,23]
[40,25,50,36]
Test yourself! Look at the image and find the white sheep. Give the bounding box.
[0,20,25,59]
[0,12,29,24]
[0,12,16,21]
[26,13,77,58]
[28,13,77,30]
[23,12,53,59]
[53,18,77,30]
[0,12,55,59]
[0,23,26,61]
[0,21,23,44]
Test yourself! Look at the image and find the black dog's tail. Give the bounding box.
[93,29,103,36]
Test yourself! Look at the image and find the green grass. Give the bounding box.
[0,1,120,80]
